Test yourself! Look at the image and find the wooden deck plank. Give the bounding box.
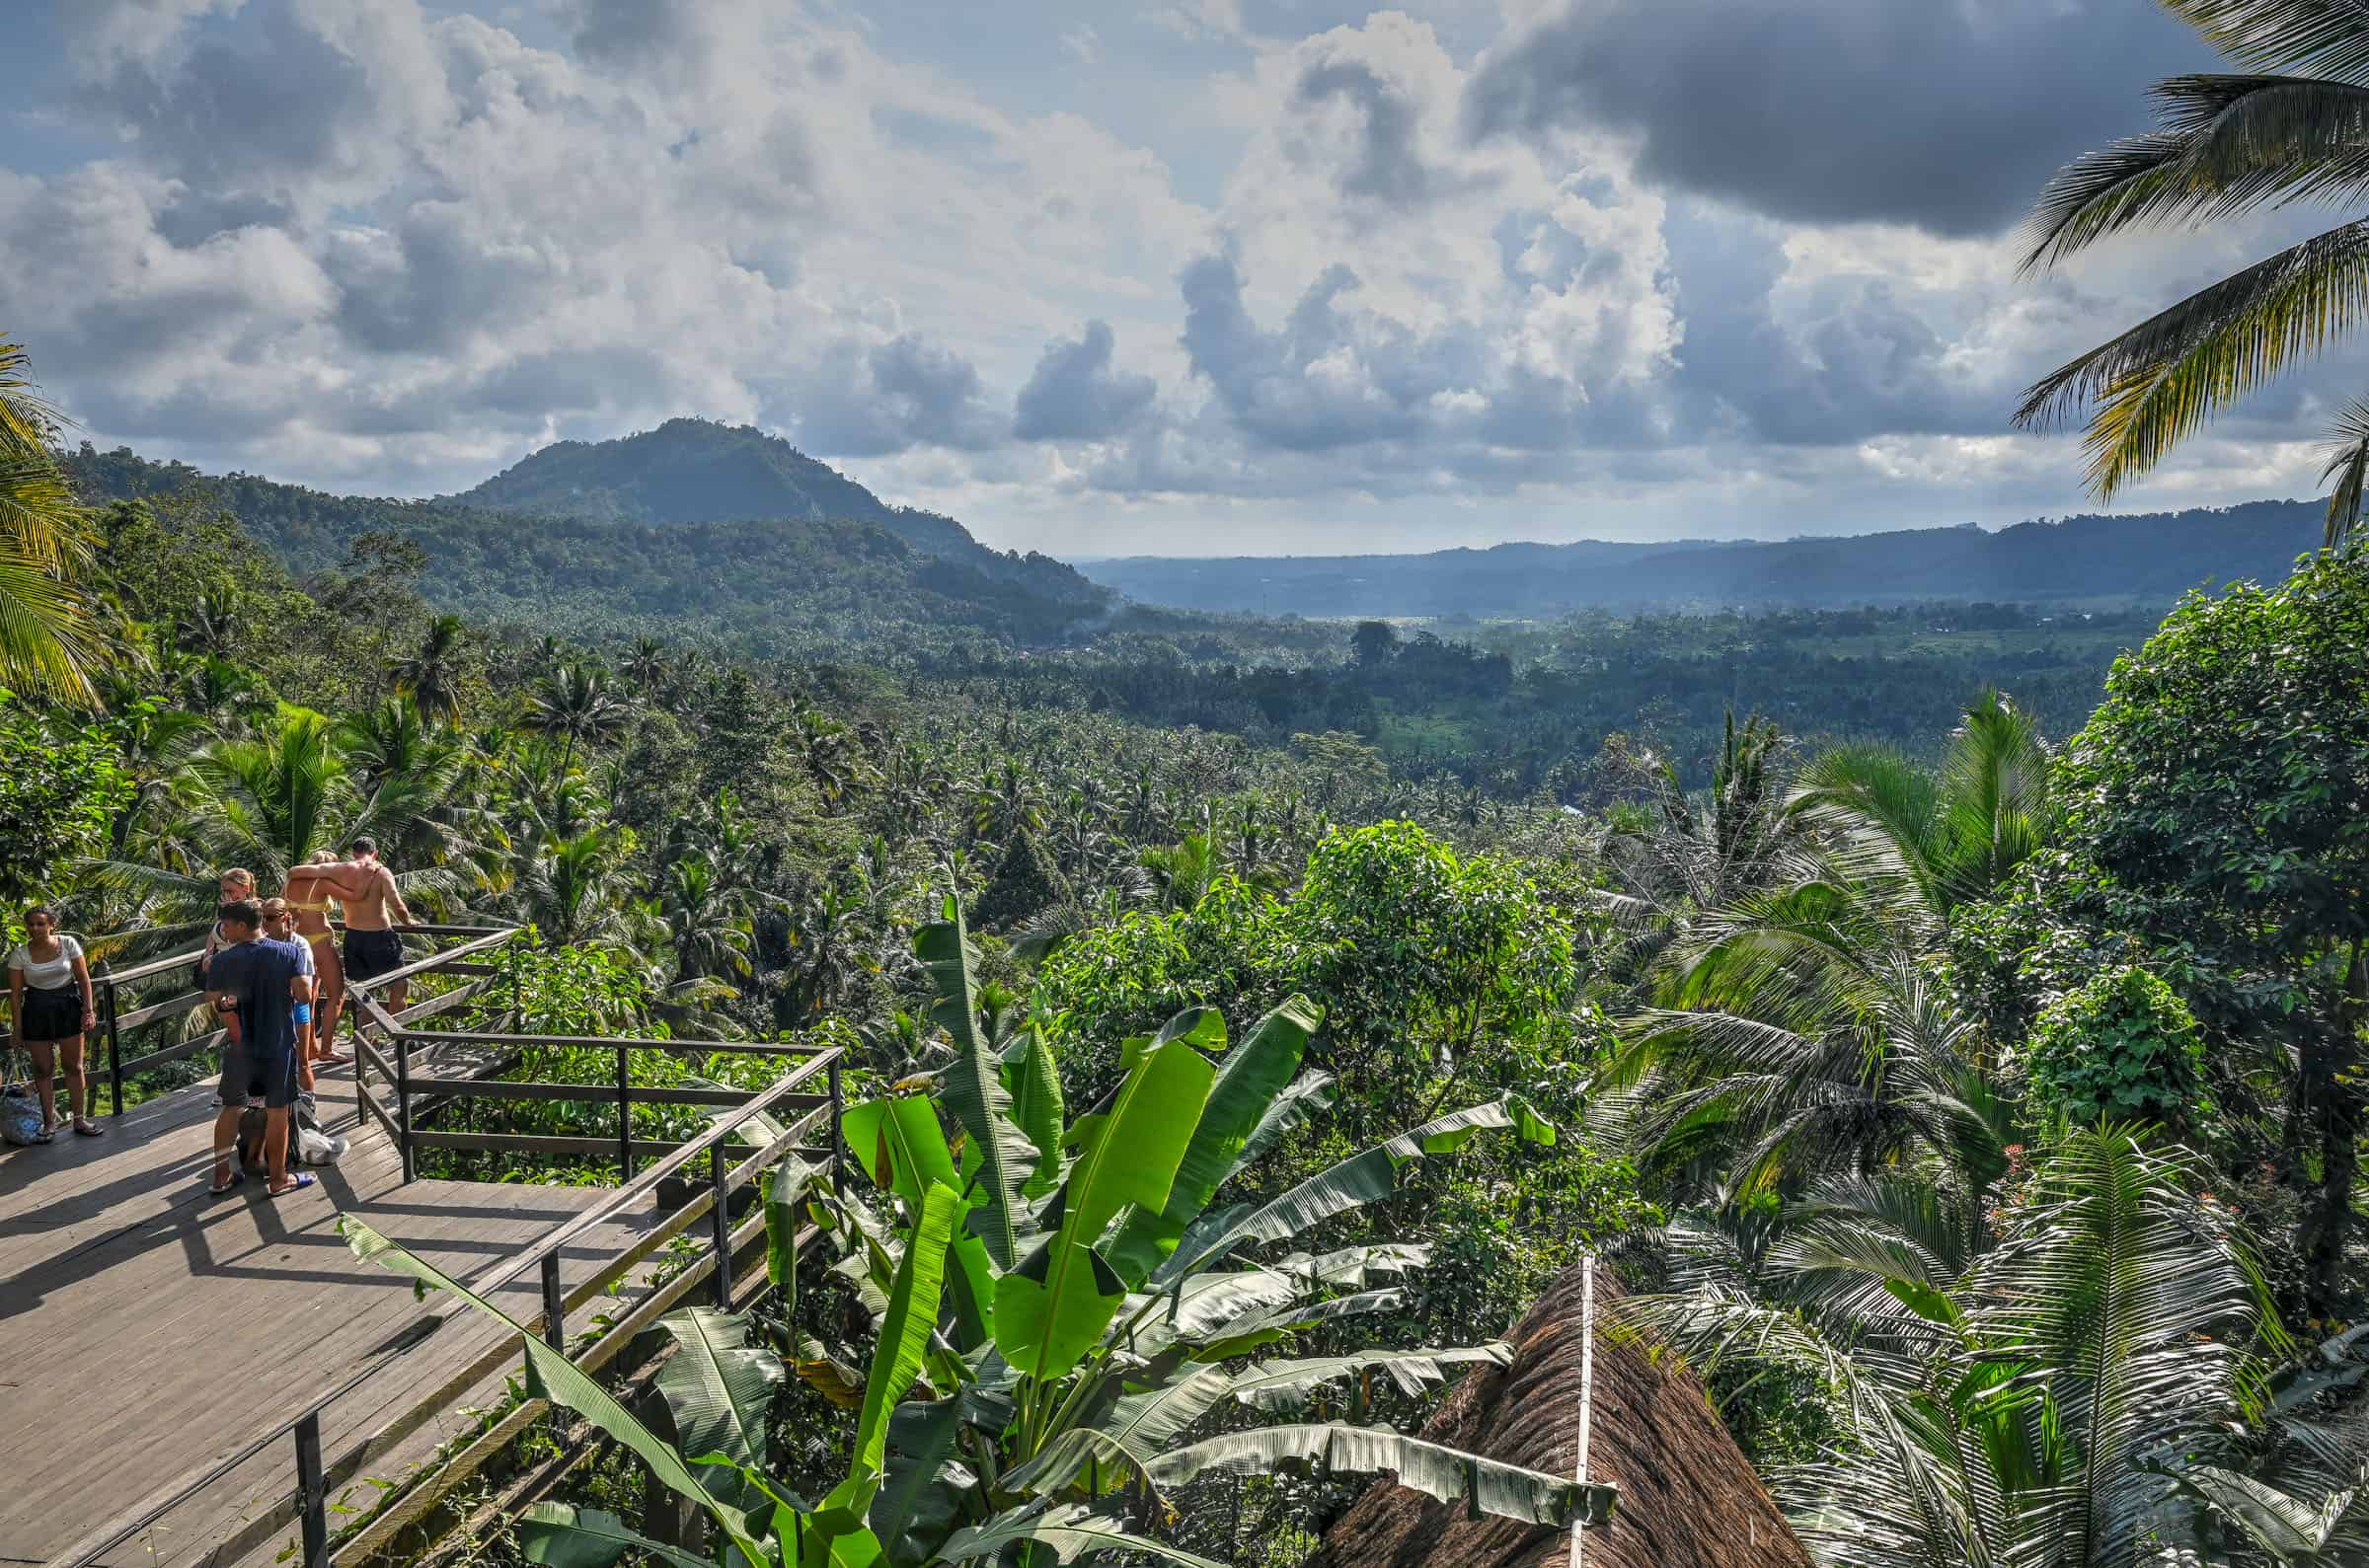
[0,1065,669,1568]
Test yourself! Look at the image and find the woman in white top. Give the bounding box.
[8,906,99,1141]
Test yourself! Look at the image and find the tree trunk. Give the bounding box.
[2302,942,2369,1322]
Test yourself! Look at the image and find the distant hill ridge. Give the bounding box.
[62,420,1108,651]
[1082,499,2330,616]
[449,416,988,562]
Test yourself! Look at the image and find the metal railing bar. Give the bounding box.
[391,1030,833,1056]
[343,929,521,997]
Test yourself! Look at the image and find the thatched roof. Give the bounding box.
[1309,1260,1813,1568]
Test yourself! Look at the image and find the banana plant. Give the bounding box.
[345,895,1615,1565]
[770,896,1610,1564]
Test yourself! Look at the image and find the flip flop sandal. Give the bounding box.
[209,1168,245,1196]
[31,1127,54,1145]
[267,1172,318,1198]
[73,1119,104,1137]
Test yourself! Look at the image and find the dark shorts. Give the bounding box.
[221,1047,300,1111]
[344,929,405,983]
[18,985,83,1043]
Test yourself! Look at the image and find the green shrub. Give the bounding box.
[2023,965,2211,1134]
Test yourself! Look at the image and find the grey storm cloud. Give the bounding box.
[1464,0,2219,236]
[79,5,380,198]
[1181,253,1439,451]
[791,335,1005,456]
[1658,202,2002,444]
[1013,321,1158,441]
[1293,57,1441,207]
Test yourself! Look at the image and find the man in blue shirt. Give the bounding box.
[205,900,316,1197]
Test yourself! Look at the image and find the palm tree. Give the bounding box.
[174,587,242,657]
[0,336,103,705]
[1643,1131,2363,1567]
[2015,2,2369,544]
[621,635,668,695]
[94,705,473,948]
[513,826,642,952]
[520,662,630,778]
[1604,875,2013,1209]
[1786,690,2052,923]
[659,855,752,982]
[389,614,468,726]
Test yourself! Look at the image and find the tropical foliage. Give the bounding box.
[2017,0,2369,543]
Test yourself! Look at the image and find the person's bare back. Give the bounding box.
[339,861,406,932]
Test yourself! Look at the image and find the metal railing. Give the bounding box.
[57,1033,848,1568]
[2,924,517,1115]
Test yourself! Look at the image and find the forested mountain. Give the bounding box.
[1088,499,2328,616]
[449,416,1006,571]
[63,435,1108,652]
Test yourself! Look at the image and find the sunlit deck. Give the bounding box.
[0,1065,655,1567]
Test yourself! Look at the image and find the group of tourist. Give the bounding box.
[5,841,415,1199]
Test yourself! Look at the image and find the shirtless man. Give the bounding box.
[337,838,416,1050]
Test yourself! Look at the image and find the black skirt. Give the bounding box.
[18,984,83,1042]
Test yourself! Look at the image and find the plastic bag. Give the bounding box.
[2,1056,43,1146]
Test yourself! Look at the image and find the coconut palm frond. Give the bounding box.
[2168,0,2369,84]
[2024,75,2369,271]
[2015,217,2369,497]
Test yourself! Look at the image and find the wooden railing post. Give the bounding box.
[827,1054,845,1196]
[615,1044,633,1181]
[100,965,123,1117]
[294,1409,327,1568]
[541,1251,565,1351]
[710,1142,732,1308]
[395,1022,415,1184]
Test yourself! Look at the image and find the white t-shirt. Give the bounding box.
[8,934,84,990]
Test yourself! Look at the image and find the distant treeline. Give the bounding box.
[1083,500,2328,617]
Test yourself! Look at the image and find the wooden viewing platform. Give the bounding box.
[0,928,843,1567]
[0,1067,658,1567]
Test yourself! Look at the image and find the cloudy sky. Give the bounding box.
[2,0,2358,555]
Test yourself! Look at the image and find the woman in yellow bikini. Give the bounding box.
[284,852,368,1067]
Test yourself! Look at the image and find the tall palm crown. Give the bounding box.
[520,662,629,778]
[0,337,103,704]
[2017,0,2369,544]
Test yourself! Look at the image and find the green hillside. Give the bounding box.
[64,431,1108,653]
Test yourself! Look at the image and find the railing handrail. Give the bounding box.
[393,1028,834,1055]
[343,926,521,996]
[465,1048,838,1301]
[90,943,209,986]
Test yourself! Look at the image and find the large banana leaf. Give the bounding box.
[1147,1424,1615,1529]
[1229,1070,1334,1181]
[999,1361,1239,1496]
[840,1094,996,1348]
[996,1038,1216,1381]
[1224,1345,1511,1413]
[1184,1287,1413,1359]
[339,1217,771,1566]
[766,1154,825,1297]
[1156,1096,1547,1286]
[840,1179,961,1494]
[808,1182,963,1568]
[917,901,1032,1269]
[1005,1022,1066,1199]
[518,1503,722,1568]
[653,1308,786,1513]
[939,1500,1229,1567]
[1107,997,1318,1285]
[869,1397,971,1568]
